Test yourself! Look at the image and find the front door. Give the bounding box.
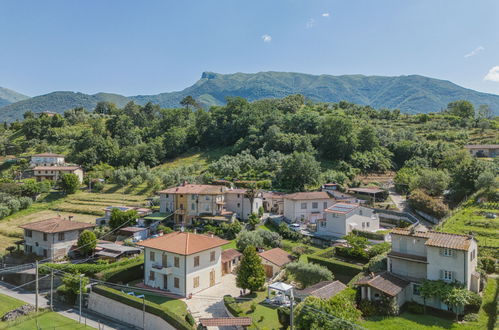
[210,269,215,286]
[163,275,168,290]
[264,265,273,278]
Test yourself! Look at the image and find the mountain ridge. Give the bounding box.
[0,87,30,107]
[1,71,498,121]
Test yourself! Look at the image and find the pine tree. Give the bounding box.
[236,245,265,293]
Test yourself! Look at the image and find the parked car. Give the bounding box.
[289,223,301,231]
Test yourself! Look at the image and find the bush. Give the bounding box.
[286,261,333,288]
[479,257,497,274]
[352,229,385,241]
[408,189,448,218]
[92,285,193,330]
[18,196,33,209]
[236,231,264,251]
[463,313,479,322]
[406,302,424,314]
[157,225,173,234]
[56,284,77,305]
[335,246,369,262]
[250,302,257,313]
[223,295,242,316]
[92,181,104,192]
[307,252,362,281]
[367,242,391,259]
[5,199,20,213]
[277,306,290,328]
[464,292,482,314]
[257,229,282,248]
[0,205,11,218]
[364,253,388,272]
[359,300,377,317]
[185,313,195,326]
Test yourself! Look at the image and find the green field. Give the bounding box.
[237,291,281,330]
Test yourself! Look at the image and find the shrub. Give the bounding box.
[236,231,264,251]
[335,246,369,262]
[406,302,424,314]
[257,229,282,248]
[223,295,242,316]
[56,284,76,305]
[479,257,497,274]
[359,300,377,317]
[464,292,482,314]
[18,196,33,209]
[307,253,362,280]
[277,306,290,328]
[367,242,391,259]
[157,225,173,234]
[5,199,20,213]
[0,205,11,218]
[463,313,479,322]
[250,302,257,313]
[92,181,104,192]
[185,313,195,326]
[352,229,385,241]
[408,189,448,218]
[286,261,333,288]
[364,252,388,272]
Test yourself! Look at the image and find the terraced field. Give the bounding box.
[0,188,150,254]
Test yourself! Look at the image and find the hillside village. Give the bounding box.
[0,121,496,330]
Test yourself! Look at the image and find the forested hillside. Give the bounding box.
[2,72,499,121]
[1,96,497,212]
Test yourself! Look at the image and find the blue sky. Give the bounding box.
[1,0,498,96]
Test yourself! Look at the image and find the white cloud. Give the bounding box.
[322,12,330,17]
[262,34,272,43]
[306,18,316,29]
[484,66,499,82]
[464,46,484,58]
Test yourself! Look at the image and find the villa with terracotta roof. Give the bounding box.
[283,191,336,223]
[30,153,65,167]
[316,202,380,238]
[32,165,84,183]
[258,247,294,278]
[20,216,95,259]
[356,226,480,313]
[224,188,263,220]
[138,231,229,297]
[158,183,230,225]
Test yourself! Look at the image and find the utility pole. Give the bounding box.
[50,269,54,310]
[35,260,39,312]
[79,274,83,323]
[137,294,145,329]
[290,290,294,330]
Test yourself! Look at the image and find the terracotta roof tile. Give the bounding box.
[284,192,331,200]
[137,232,229,255]
[32,153,65,157]
[20,218,95,233]
[356,272,410,297]
[259,248,294,267]
[157,184,226,195]
[296,280,346,299]
[199,317,252,327]
[222,249,242,262]
[391,228,474,251]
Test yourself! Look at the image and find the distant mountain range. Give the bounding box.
[1,71,498,121]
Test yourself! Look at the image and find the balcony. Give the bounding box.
[151,264,174,275]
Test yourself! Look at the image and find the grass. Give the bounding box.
[154,147,231,172]
[0,293,24,317]
[222,240,237,250]
[361,277,498,330]
[1,310,93,329]
[142,293,188,317]
[237,291,281,330]
[0,294,92,329]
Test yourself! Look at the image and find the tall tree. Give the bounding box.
[236,245,266,293]
[77,230,97,256]
[180,96,199,110]
[446,100,474,119]
[276,152,321,191]
[319,115,358,160]
[59,173,80,194]
[109,208,138,230]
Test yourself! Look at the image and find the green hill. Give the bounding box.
[0,91,130,121]
[0,87,29,107]
[131,71,499,114]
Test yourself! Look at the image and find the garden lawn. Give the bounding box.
[222,240,237,250]
[1,311,93,329]
[237,291,281,330]
[0,293,24,317]
[361,312,480,330]
[142,293,188,317]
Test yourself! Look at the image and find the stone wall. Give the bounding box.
[87,291,176,330]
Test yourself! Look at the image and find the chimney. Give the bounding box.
[210,234,214,238]
[194,228,197,234]
[68,215,74,221]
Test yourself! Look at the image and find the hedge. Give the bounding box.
[92,285,194,330]
[307,253,363,279]
[40,256,143,277]
[95,259,144,283]
[223,295,242,316]
[352,229,385,241]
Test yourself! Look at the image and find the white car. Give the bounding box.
[289,223,301,231]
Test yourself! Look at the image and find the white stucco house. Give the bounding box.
[20,216,95,259]
[356,226,480,312]
[224,188,263,220]
[316,202,380,237]
[138,232,229,297]
[283,192,335,223]
[30,153,65,167]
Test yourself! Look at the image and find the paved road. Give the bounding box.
[0,281,130,329]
